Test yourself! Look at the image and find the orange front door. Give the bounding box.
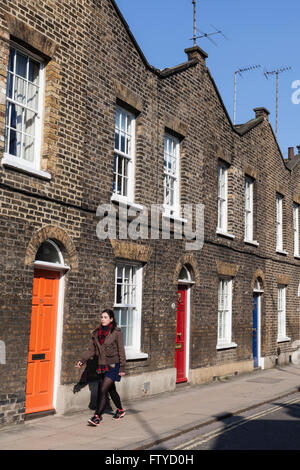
[25,269,60,415]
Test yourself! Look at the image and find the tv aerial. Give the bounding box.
[233,65,261,125]
[191,0,228,47]
[264,66,292,136]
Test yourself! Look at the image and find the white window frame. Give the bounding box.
[217,161,228,233]
[244,176,254,242]
[277,285,289,342]
[276,194,283,251]
[3,42,47,178]
[114,262,147,360]
[112,106,135,204]
[163,133,180,218]
[217,278,237,349]
[293,203,299,257]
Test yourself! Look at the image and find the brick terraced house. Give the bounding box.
[1,0,300,427]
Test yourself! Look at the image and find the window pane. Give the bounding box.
[126,133,131,155]
[115,108,121,129]
[121,308,127,326]
[14,75,26,105]
[35,241,61,263]
[127,308,133,346]
[24,134,34,162]
[120,132,125,153]
[114,129,119,151]
[16,52,27,78]
[179,266,189,281]
[27,83,39,110]
[121,112,126,132]
[121,326,127,345]
[116,173,122,195]
[28,59,39,85]
[114,308,121,327]
[9,129,22,158]
[8,48,14,72]
[9,103,23,131]
[6,72,13,99]
[24,109,36,136]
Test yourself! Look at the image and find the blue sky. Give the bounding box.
[116,0,300,159]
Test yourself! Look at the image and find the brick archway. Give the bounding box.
[251,269,266,291]
[174,254,200,286]
[25,225,78,272]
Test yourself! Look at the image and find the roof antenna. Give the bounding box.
[192,0,196,46]
[191,2,227,46]
[233,65,261,125]
[264,66,292,136]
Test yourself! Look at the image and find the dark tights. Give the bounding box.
[96,376,122,417]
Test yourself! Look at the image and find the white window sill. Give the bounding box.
[216,229,235,239]
[2,154,51,181]
[294,254,300,259]
[162,213,187,224]
[111,194,145,212]
[216,342,237,350]
[277,336,291,343]
[276,249,288,256]
[125,350,148,360]
[244,239,259,246]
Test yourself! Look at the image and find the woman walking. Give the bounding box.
[76,309,126,426]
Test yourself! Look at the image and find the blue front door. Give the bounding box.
[252,295,259,367]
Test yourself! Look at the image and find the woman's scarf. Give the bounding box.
[98,322,113,345]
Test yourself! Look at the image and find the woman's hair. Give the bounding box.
[101,308,117,331]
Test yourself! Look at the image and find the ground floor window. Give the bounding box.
[114,262,143,353]
[277,285,286,341]
[217,278,232,347]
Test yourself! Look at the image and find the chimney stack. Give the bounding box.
[253,107,270,121]
[184,46,208,65]
[288,147,294,160]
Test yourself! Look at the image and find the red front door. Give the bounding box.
[25,269,60,414]
[175,286,187,383]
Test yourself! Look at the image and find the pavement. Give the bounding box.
[1,363,300,450]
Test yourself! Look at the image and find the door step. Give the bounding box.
[176,381,190,389]
[24,409,56,421]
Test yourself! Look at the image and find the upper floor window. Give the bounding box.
[276,194,283,251]
[217,161,228,232]
[164,133,180,217]
[293,202,299,257]
[5,44,44,170]
[244,176,254,241]
[113,106,135,201]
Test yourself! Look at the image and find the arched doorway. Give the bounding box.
[25,240,69,416]
[253,277,264,368]
[175,265,194,383]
